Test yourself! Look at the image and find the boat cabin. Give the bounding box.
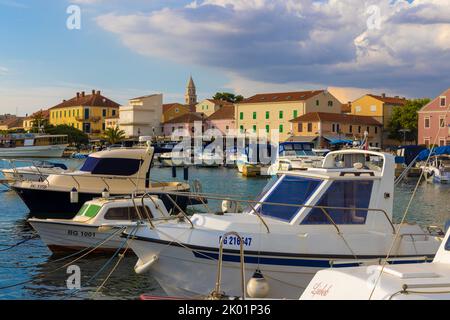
[0,134,68,148]
[251,150,393,227]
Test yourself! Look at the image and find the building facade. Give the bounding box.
[49,90,120,137]
[119,94,163,138]
[418,88,450,147]
[290,112,382,148]
[350,94,407,147]
[163,112,205,137]
[104,115,120,130]
[196,99,233,117]
[207,105,235,135]
[235,90,342,141]
[162,103,192,124]
[23,110,50,132]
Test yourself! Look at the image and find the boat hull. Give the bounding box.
[129,237,434,299]
[13,187,198,218]
[28,219,128,253]
[0,144,67,158]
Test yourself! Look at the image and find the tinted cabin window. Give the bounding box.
[104,206,153,221]
[302,180,374,225]
[80,157,143,176]
[258,176,322,222]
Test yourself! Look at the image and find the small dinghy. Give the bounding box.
[28,195,170,253]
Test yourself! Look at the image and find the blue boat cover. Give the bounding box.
[417,146,450,161]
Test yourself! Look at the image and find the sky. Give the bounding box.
[0,0,449,115]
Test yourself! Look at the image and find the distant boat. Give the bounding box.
[0,134,68,158]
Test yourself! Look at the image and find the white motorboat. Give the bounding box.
[9,142,195,218]
[0,134,68,158]
[28,195,170,253]
[422,156,450,184]
[1,161,69,182]
[124,149,441,299]
[158,151,192,167]
[300,224,450,300]
[272,142,326,174]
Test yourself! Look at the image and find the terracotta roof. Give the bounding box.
[0,117,25,129]
[162,103,189,113]
[25,109,50,120]
[163,112,205,124]
[208,105,235,120]
[239,90,325,104]
[290,112,382,126]
[50,90,120,110]
[367,94,407,106]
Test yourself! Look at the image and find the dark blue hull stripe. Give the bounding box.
[193,251,433,268]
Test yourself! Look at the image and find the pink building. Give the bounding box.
[418,88,450,147]
[206,105,235,135]
[162,112,206,137]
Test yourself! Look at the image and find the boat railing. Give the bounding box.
[141,190,397,235]
[1,158,51,185]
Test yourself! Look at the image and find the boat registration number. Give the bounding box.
[68,230,96,238]
[219,235,252,246]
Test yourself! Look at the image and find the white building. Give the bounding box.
[119,94,163,138]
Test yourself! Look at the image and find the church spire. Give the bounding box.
[185,75,197,106]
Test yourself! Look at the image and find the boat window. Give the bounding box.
[104,206,153,221]
[302,180,374,225]
[257,176,322,222]
[76,204,102,218]
[80,157,143,176]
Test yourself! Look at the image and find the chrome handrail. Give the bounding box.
[142,190,397,234]
[211,231,246,300]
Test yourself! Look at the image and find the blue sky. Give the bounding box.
[0,0,449,115]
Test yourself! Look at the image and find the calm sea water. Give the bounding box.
[0,159,449,300]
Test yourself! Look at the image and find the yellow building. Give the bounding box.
[235,90,342,141]
[104,115,119,130]
[49,90,120,137]
[350,93,407,146]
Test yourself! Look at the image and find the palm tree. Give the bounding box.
[103,126,126,145]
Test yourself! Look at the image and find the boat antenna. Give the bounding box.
[369,102,450,300]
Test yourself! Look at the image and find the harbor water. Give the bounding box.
[0,159,449,299]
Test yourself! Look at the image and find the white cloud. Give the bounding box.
[94,0,449,97]
[0,66,8,75]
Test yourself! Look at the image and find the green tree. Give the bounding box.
[212,92,244,103]
[29,111,49,133]
[45,125,89,145]
[388,98,431,144]
[103,126,126,145]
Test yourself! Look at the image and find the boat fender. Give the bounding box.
[134,255,159,275]
[247,269,270,299]
[102,188,110,199]
[221,200,238,213]
[70,188,79,204]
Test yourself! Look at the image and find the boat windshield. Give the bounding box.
[76,204,102,218]
[254,176,322,222]
[301,180,374,225]
[281,143,315,157]
[80,157,143,176]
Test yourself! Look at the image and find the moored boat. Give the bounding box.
[0,134,68,158]
[124,149,442,299]
[28,195,170,253]
[9,142,195,218]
